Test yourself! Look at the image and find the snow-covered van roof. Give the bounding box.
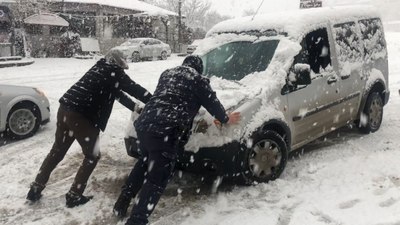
[207,5,380,41]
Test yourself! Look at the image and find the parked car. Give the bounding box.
[187,39,202,55]
[125,6,389,184]
[0,84,50,139]
[112,38,172,62]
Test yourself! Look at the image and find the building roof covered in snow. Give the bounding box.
[0,0,177,16]
[207,5,380,41]
[59,0,177,16]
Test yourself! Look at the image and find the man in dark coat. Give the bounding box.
[113,55,241,225]
[26,49,152,208]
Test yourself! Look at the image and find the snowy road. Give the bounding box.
[1,32,400,225]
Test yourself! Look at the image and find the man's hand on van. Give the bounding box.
[228,112,241,124]
[213,112,241,128]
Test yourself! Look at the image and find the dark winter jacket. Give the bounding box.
[134,66,229,137]
[59,58,152,131]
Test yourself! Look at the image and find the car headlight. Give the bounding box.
[33,88,46,97]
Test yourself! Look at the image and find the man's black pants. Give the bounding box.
[34,105,100,195]
[124,130,178,225]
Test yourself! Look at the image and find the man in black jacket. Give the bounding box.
[113,55,241,225]
[26,49,152,208]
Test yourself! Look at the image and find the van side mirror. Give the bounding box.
[293,63,311,85]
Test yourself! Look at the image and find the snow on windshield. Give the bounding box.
[202,40,280,81]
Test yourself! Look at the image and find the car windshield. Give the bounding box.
[202,40,279,80]
[121,39,142,46]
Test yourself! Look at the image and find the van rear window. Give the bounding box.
[202,40,279,81]
[359,18,387,61]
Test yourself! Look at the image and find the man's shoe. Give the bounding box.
[65,191,93,208]
[26,182,45,202]
[113,193,131,218]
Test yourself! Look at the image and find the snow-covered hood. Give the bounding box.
[209,77,261,110]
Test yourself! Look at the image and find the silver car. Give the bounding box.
[0,84,50,139]
[112,38,172,62]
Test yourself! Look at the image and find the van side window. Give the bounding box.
[294,28,331,75]
[358,18,387,61]
[333,22,363,76]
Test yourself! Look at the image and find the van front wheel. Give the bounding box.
[240,130,288,185]
[359,92,383,133]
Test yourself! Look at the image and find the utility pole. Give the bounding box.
[62,0,65,13]
[178,0,182,52]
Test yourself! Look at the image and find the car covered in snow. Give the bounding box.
[125,6,390,184]
[112,38,171,62]
[0,84,50,139]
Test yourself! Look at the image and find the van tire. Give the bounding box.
[239,130,288,185]
[359,92,383,133]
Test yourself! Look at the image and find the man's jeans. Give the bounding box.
[124,130,178,225]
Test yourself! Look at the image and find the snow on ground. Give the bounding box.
[1,32,400,225]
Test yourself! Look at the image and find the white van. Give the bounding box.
[125,5,390,184]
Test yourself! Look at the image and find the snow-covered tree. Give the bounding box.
[142,0,229,32]
[11,0,52,25]
[204,10,231,31]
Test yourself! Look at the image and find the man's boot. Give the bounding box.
[113,192,132,218]
[26,182,45,202]
[65,191,93,208]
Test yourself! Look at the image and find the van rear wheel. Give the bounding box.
[240,130,288,185]
[359,92,383,133]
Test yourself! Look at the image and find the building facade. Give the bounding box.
[1,0,185,57]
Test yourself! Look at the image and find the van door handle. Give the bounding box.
[327,76,337,84]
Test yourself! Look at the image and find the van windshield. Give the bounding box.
[202,40,279,80]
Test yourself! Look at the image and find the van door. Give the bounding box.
[331,22,364,123]
[286,28,343,147]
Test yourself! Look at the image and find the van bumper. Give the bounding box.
[124,136,245,177]
[177,141,245,176]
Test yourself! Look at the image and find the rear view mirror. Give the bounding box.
[294,63,311,85]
